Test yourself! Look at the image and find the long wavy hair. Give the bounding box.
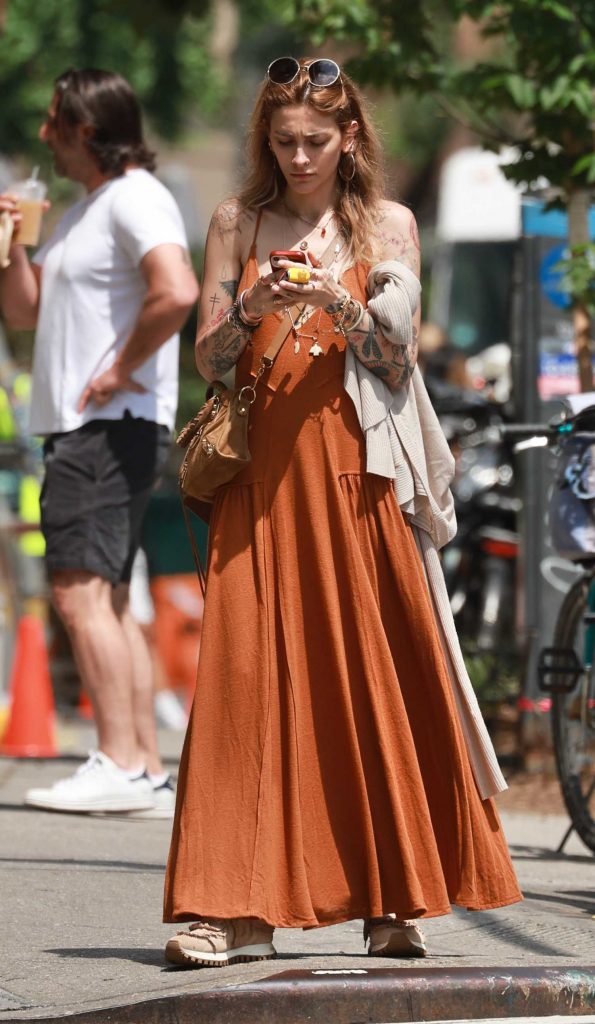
[52,68,156,177]
[236,60,386,264]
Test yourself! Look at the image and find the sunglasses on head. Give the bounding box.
[266,57,341,88]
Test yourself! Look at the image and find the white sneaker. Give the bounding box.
[118,775,176,820]
[24,751,155,813]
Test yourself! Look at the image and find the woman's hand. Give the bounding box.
[242,259,347,317]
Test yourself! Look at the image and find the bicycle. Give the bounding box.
[503,408,595,853]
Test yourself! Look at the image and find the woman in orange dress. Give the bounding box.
[164,56,521,967]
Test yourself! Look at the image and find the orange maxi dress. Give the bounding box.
[164,235,522,928]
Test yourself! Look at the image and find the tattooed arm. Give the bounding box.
[346,202,421,392]
[194,200,250,381]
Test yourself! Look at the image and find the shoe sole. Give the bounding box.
[94,807,174,820]
[369,937,427,958]
[24,796,155,813]
[165,941,276,968]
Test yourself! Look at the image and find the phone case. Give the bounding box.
[269,249,308,269]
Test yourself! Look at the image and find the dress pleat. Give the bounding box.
[164,254,521,928]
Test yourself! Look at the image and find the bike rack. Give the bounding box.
[537,647,583,693]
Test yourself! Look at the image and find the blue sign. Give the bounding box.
[539,243,571,309]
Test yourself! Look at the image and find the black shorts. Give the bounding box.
[40,413,171,585]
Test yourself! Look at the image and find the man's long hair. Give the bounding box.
[53,68,156,176]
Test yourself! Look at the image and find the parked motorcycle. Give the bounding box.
[427,375,522,702]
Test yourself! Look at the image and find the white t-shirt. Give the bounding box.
[30,168,188,435]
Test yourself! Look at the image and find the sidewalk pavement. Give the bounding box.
[0,723,594,1023]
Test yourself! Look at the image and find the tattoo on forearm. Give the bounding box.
[362,325,382,360]
[204,317,250,377]
[209,293,221,315]
[220,279,239,300]
[348,311,417,389]
[205,308,227,332]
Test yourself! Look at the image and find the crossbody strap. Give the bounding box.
[186,232,346,594]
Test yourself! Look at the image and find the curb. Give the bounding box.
[4,966,594,1024]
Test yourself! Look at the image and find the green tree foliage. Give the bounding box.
[293,0,595,384]
[293,0,595,191]
[0,0,227,163]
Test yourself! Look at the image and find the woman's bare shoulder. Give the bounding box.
[373,200,421,273]
[209,199,256,246]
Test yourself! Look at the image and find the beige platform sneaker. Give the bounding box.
[165,916,277,968]
[364,915,428,957]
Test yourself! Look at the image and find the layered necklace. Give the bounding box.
[286,233,344,357]
[283,200,336,250]
[280,200,346,357]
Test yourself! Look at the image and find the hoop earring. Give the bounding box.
[339,151,356,184]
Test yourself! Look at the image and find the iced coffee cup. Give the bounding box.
[11,170,47,247]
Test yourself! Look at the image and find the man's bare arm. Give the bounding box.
[79,243,198,411]
[0,195,42,329]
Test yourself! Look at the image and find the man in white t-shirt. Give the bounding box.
[0,69,199,815]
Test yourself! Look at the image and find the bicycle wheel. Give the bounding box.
[551,570,595,853]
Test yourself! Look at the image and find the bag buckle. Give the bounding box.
[238,385,257,413]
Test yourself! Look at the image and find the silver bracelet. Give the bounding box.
[238,288,263,326]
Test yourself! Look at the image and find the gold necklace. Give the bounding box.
[283,200,336,247]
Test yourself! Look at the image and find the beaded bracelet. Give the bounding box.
[324,291,350,315]
[330,297,365,337]
[343,299,366,334]
[228,292,262,334]
[227,301,253,334]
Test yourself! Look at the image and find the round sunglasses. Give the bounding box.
[266,57,341,88]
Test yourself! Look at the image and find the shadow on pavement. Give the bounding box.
[46,947,165,967]
[508,842,594,864]
[0,856,164,871]
[522,888,595,915]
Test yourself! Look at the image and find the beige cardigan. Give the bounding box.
[343,260,507,799]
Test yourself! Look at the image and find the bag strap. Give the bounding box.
[180,493,207,597]
[185,232,345,596]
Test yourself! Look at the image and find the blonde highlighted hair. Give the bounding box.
[235,61,386,264]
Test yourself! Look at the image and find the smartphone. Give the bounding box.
[269,249,308,272]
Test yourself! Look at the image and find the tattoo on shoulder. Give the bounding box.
[211,201,242,242]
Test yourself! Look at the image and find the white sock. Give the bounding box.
[149,771,169,788]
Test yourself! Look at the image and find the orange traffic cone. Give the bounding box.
[77,688,94,720]
[0,615,57,757]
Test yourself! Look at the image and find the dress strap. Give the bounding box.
[249,210,263,258]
